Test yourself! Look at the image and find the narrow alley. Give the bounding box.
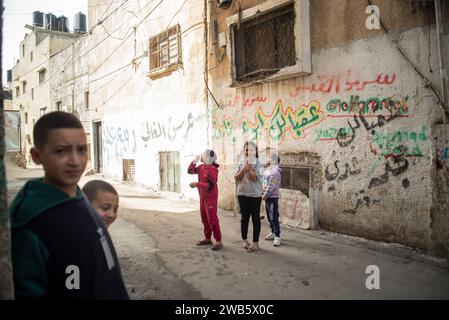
[6,159,449,300]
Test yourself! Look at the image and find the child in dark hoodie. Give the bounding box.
[188,149,223,251]
[262,153,282,246]
[9,111,129,299]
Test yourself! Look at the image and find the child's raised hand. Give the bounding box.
[193,155,200,164]
[189,182,197,188]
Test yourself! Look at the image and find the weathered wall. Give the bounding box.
[88,0,209,199]
[431,125,449,257]
[210,0,446,252]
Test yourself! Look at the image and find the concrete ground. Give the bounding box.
[5,159,449,300]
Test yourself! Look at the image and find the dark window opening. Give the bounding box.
[280,166,310,197]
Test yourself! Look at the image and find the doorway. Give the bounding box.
[159,151,181,193]
[93,121,103,173]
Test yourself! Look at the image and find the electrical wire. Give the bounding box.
[367,0,448,114]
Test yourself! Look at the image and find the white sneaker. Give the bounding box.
[273,237,281,246]
[264,232,275,240]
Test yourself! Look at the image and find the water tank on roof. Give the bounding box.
[74,12,86,33]
[45,13,58,30]
[57,16,69,32]
[33,11,44,27]
[217,0,232,9]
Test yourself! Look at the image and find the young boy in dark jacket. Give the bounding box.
[188,149,223,251]
[10,111,129,299]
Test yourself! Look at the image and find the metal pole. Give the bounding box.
[434,0,449,122]
[0,0,15,299]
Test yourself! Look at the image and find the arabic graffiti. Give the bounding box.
[324,158,362,182]
[326,95,409,117]
[343,189,381,215]
[140,113,195,142]
[213,100,324,144]
[104,125,137,163]
[213,117,233,140]
[227,95,267,107]
[242,100,324,143]
[289,70,396,97]
[335,105,403,148]
[368,156,409,189]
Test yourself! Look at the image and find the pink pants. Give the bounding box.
[200,198,222,241]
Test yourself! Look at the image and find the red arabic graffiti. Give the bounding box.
[227,95,267,107]
[289,70,396,97]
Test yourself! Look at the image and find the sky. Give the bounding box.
[2,0,89,87]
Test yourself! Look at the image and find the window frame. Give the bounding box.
[279,165,311,197]
[56,100,62,111]
[84,91,89,110]
[38,69,46,84]
[147,24,183,79]
[226,0,311,88]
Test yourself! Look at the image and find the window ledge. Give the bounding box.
[147,63,182,80]
[230,65,311,88]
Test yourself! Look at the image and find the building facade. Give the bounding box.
[11,26,77,167]
[86,0,209,199]
[209,0,449,257]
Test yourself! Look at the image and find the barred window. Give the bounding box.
[149,25,182,78]
[232,3,296,84]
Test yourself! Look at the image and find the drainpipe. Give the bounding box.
[204,0,210,147]
[434,0,449,122]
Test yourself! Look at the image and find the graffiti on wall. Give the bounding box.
[104,124,137,163]
[227,95,267,107]
[243,100,324,142]
[326,95,409,117]
[342,189,381,215]
[214,100,324,144]
[368,156,409,188]
[140,112,195,142]
[340,154,410,214]
[335,104,404,148]
[313,127,353,144]
[369,126,428,159]
[289,70,396,97]
[324,158,362,182]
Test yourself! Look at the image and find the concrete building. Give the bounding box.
[49,33,91,163]
[87,0,209,200]
[208,0,449,258]
[11,25,77,167]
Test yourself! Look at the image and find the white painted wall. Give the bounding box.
[88,0,209,199]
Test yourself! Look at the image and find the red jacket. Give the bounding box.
[188,162,219,199]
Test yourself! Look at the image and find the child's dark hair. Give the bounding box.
[33,111,84,149]
[244,141,259,158]
[82,180,118,202]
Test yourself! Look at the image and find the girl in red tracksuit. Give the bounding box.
[188,149,223,251]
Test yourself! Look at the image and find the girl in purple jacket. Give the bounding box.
[262,153,282,246]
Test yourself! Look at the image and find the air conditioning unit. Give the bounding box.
[217,0,232,9]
